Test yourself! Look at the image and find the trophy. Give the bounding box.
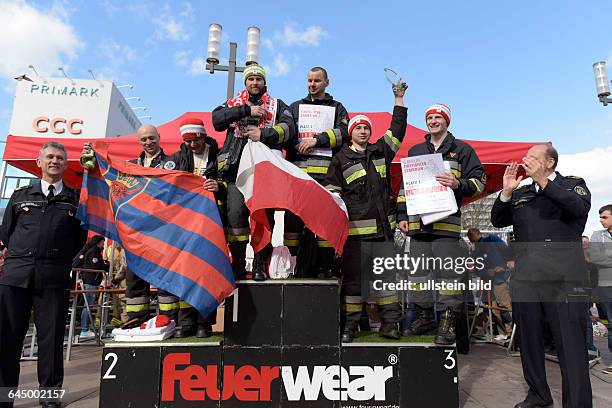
[384,68,408,92]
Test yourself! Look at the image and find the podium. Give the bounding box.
[99,280,459,407]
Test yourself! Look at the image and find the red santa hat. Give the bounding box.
[425,103,451,126]
[348,114,372,136]
[179,117,207,140]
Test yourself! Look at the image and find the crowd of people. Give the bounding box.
[0,64,609,408]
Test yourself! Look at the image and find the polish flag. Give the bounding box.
[236,141,349,255]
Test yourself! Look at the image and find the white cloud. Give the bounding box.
[174,50,191,67]
[189,58,207,76]
[278,23,328,47]
[152,3,193,42]
[558,146,612,236]
[93,40,138,82]
[263,53,295,78]
[0,0,83,90]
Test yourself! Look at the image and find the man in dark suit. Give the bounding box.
[0,141,86,407]
[491,144,592,408]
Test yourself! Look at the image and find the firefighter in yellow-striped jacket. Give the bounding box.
[397,103,486,345]
[324,85,406,343]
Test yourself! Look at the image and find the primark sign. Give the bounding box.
[9,77,141,139]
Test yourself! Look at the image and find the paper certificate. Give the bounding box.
[400,154,457,216]
[298,104,336,157]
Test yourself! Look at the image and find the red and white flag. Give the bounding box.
[236,141,349,255]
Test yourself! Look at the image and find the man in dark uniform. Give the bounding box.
[82,125,180,328]
[491,144,592,408]
[284,66,349,277]
[0,141,86,408]
[213,64,294,281]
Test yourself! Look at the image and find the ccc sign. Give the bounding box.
[33,116,83,135]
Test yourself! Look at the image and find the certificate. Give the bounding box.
[298,104,336,157]
[400,154,457,218]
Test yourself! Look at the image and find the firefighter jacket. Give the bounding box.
[286,94,350,183]
[0,181,86,289]
[325,106,407,241]
[129,148,171,168]
[213,92,294,183]
[397,132,485,238]
[491,173,590,282]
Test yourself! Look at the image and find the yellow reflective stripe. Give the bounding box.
[273,123,287,144]
[469,178,485,195]
[346,169,366,184]
[397,195,406,203]
[341,303,363,312]
[305,166,329,174]
[284,239,299,247]
[376,295,399,305]
[450,169,461,178]
[316,240,333,248]
[159,302,179,311]
[375,165,386,178]
[179,301,192,309]
[408,222,421,230]
[384,130,401,152]
[433,222,461,233]
[126,304,150,313]
[439,289,462,296]
[227,234,249,242]
[349,226,378,235]
[326,129,337,149]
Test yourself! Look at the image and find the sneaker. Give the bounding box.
[79,330,96,339]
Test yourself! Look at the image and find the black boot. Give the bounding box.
[196,324,213,338]
[252,246,270,281]
[229,242,247,280]
[174,325,197,338]
[403,306,437,336]
[379,322,401,340]
[435,308,457,345]
[341,324,357,343]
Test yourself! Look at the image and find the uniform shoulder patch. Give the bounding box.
[163,161,176,170]
[566,175,583,179]
[15,185,32,191]
[574,185,587,196]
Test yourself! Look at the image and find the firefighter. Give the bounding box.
[398,104,486,346]
[284,66,350,277]
[164,117,222,338]
[213,64,295,281]
[325,85,407,342]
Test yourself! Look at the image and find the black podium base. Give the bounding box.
[99,280,459,407]
[99,335,458,407]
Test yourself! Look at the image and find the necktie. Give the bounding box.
[48,184,55,199]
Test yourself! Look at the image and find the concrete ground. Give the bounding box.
[12,335,612,407]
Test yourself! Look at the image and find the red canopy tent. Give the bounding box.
[3,111,538,201]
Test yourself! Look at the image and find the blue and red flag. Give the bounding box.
[77,142,234,318]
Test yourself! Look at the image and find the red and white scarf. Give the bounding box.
[227,89,277,137]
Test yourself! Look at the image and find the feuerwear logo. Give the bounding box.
[161,353,393,402]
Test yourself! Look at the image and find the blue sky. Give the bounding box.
[1,0,611,232]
